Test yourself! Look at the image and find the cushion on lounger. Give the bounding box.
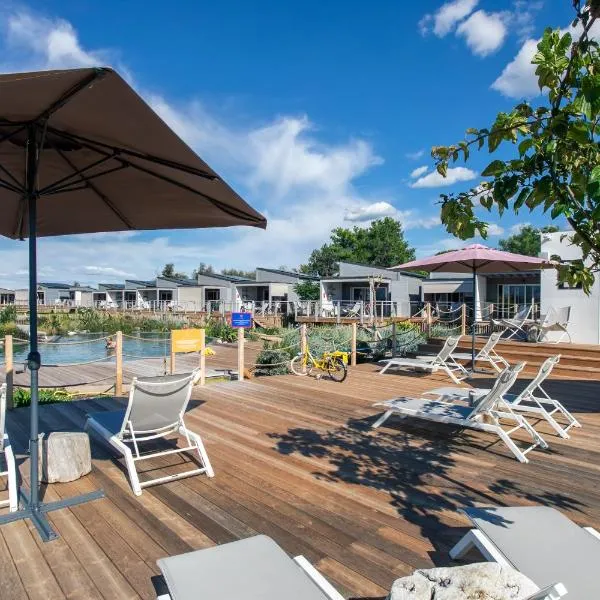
[389,562,538,600]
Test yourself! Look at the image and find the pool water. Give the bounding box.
[4,333,172,366]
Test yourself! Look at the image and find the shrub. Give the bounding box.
[12,387,72,408]
[0,305,17,324]
[204,318,237,342]
[254,349,290,376]
[0,323,26,338]
[429,323,462,338]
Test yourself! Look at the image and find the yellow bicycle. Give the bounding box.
[290,347,348,382]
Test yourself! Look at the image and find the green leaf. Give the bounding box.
[481,160,506,177]
[518,139,534,155]
[436,163,448,178]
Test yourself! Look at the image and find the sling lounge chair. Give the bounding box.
[0,384,17,512]
[86,371,214,496]
[425,355,581,439]
[450,505,600,600]
[379,336,468,384]
[493,304,533,340]
[156,535,345,600]
[372,363,548,463]
[531,307,572,344]
[450,331,510,373]
[343,302,361,318]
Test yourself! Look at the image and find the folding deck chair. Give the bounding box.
[531,307,572,344]
[342,302,361,318]
[372,363,548,463]
[450,505,600,600]
[0,384,17,512]
[450,331,510,373]
[493,304,533,340]
[86,371,214,496]
[156,535,345,600]
[425,355,581,439]
[378,336,468,384]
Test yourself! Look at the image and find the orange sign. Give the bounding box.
[171,329,204,353]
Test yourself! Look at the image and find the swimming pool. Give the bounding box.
[3,333,173,366]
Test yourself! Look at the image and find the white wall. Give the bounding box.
[540,231,600,344]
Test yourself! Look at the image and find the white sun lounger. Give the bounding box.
[493,304,533,340]
[450,331,510,373]
[86,371,214,496]
[156,535,344,600]
[372,363,548,463]
[531,306,572,343]
[450,505,600,600]
[378,336,468,384]
[0,384,17,512]
[425,355,581,439]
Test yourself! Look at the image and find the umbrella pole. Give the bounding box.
[471,268,476,367]
[0,125,104,542]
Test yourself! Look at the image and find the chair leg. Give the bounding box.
[378,362,392,375]
[2,442,18,512]
[449,529,509,565]
[372,410,393,429]
[180,426,214,478]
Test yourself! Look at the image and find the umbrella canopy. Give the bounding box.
[0,67,266,237]
[392,244,553,273]
[0,67,266,543]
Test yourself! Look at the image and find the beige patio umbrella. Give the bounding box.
[0,67,266,541]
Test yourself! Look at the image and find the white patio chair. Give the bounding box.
[372,363,548,463]
[532,307,572,343]
[342,302,361,318]
[493,304,533,340]
[425,355,581,440]
[86,371,214,496]
[156,535,344,600]
[450,505,600,600]
[379,336,468,384]
[451,331,510,373]
[0,383,17,512]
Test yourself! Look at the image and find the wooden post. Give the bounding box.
[351,322,357,367]
[461,303,467,336]
[4,335,13,410]
[425,302,432,337]
[237,327,244,381]
[391,322,397,358]
[170,332,176,374]
[115,331,123,396]
[336,301,341,324]
[199,328,206,386]
[300,324,307,356]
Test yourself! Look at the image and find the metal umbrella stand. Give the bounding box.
[0,68,266,541]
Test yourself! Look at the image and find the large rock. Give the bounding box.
[389,562,538,600]
[39,431,92,483]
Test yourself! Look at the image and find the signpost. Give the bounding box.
[171,328,206,384]
[231,312,252,380]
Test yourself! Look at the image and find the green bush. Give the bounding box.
[254,349,290,376]
[0,305,17,324]
[0,323,26,338]
[204,318,237,342]
[429,323,462,338]
[12,387,72,408]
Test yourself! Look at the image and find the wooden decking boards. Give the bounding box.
[0,364,599,599]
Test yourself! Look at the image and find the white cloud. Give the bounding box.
[83,266,135,278]
[344,202,397,222]
[486,223,504,236]
[410,166,428,178]
[510,222,531,234]
[456,10,508,57]
[416,237,461,256]
[420,0,479,37]
[405,149,425,160]
[492,19,600,98]
[410,167,478,189]
[512,0,543,42]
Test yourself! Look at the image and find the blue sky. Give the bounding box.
[0,0,583,286]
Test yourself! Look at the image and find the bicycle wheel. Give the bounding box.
[327,358,347,382]
[290,355,312,376]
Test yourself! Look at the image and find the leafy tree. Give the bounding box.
[431,1,600,292]
[161,263,189,279]
[191,263,214,279]
[498,225,559,256]
[293,280,320,300]
[301,217,415,275]
[221,268,256,280]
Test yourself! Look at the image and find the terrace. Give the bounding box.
[1,362,598,599]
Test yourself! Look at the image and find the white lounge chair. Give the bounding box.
[450,505,600,600]
[532,306,572,344]
[343,302,361,318]
[86,371,214,496]
[493,304,533,340]
[379,336,468,384]
[372,363,548,463]
[425,355,581,439]
[156,535,345,600]
[451,331,510,373]
[0,384,17,512]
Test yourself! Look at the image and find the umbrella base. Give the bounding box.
[0,487,105,542]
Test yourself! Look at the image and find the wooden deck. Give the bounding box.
[1,364,599,599]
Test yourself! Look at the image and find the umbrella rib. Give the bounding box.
[43,164,128,195]
[38,154,117,195]
[47,126,265,224]
[54,148,135,229]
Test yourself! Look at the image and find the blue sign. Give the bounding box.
[231,312,253,328]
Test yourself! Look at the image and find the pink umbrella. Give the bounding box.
[392,244,555,365]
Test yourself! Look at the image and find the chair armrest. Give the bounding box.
[523,582,567,600]
[293,555,345,600]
